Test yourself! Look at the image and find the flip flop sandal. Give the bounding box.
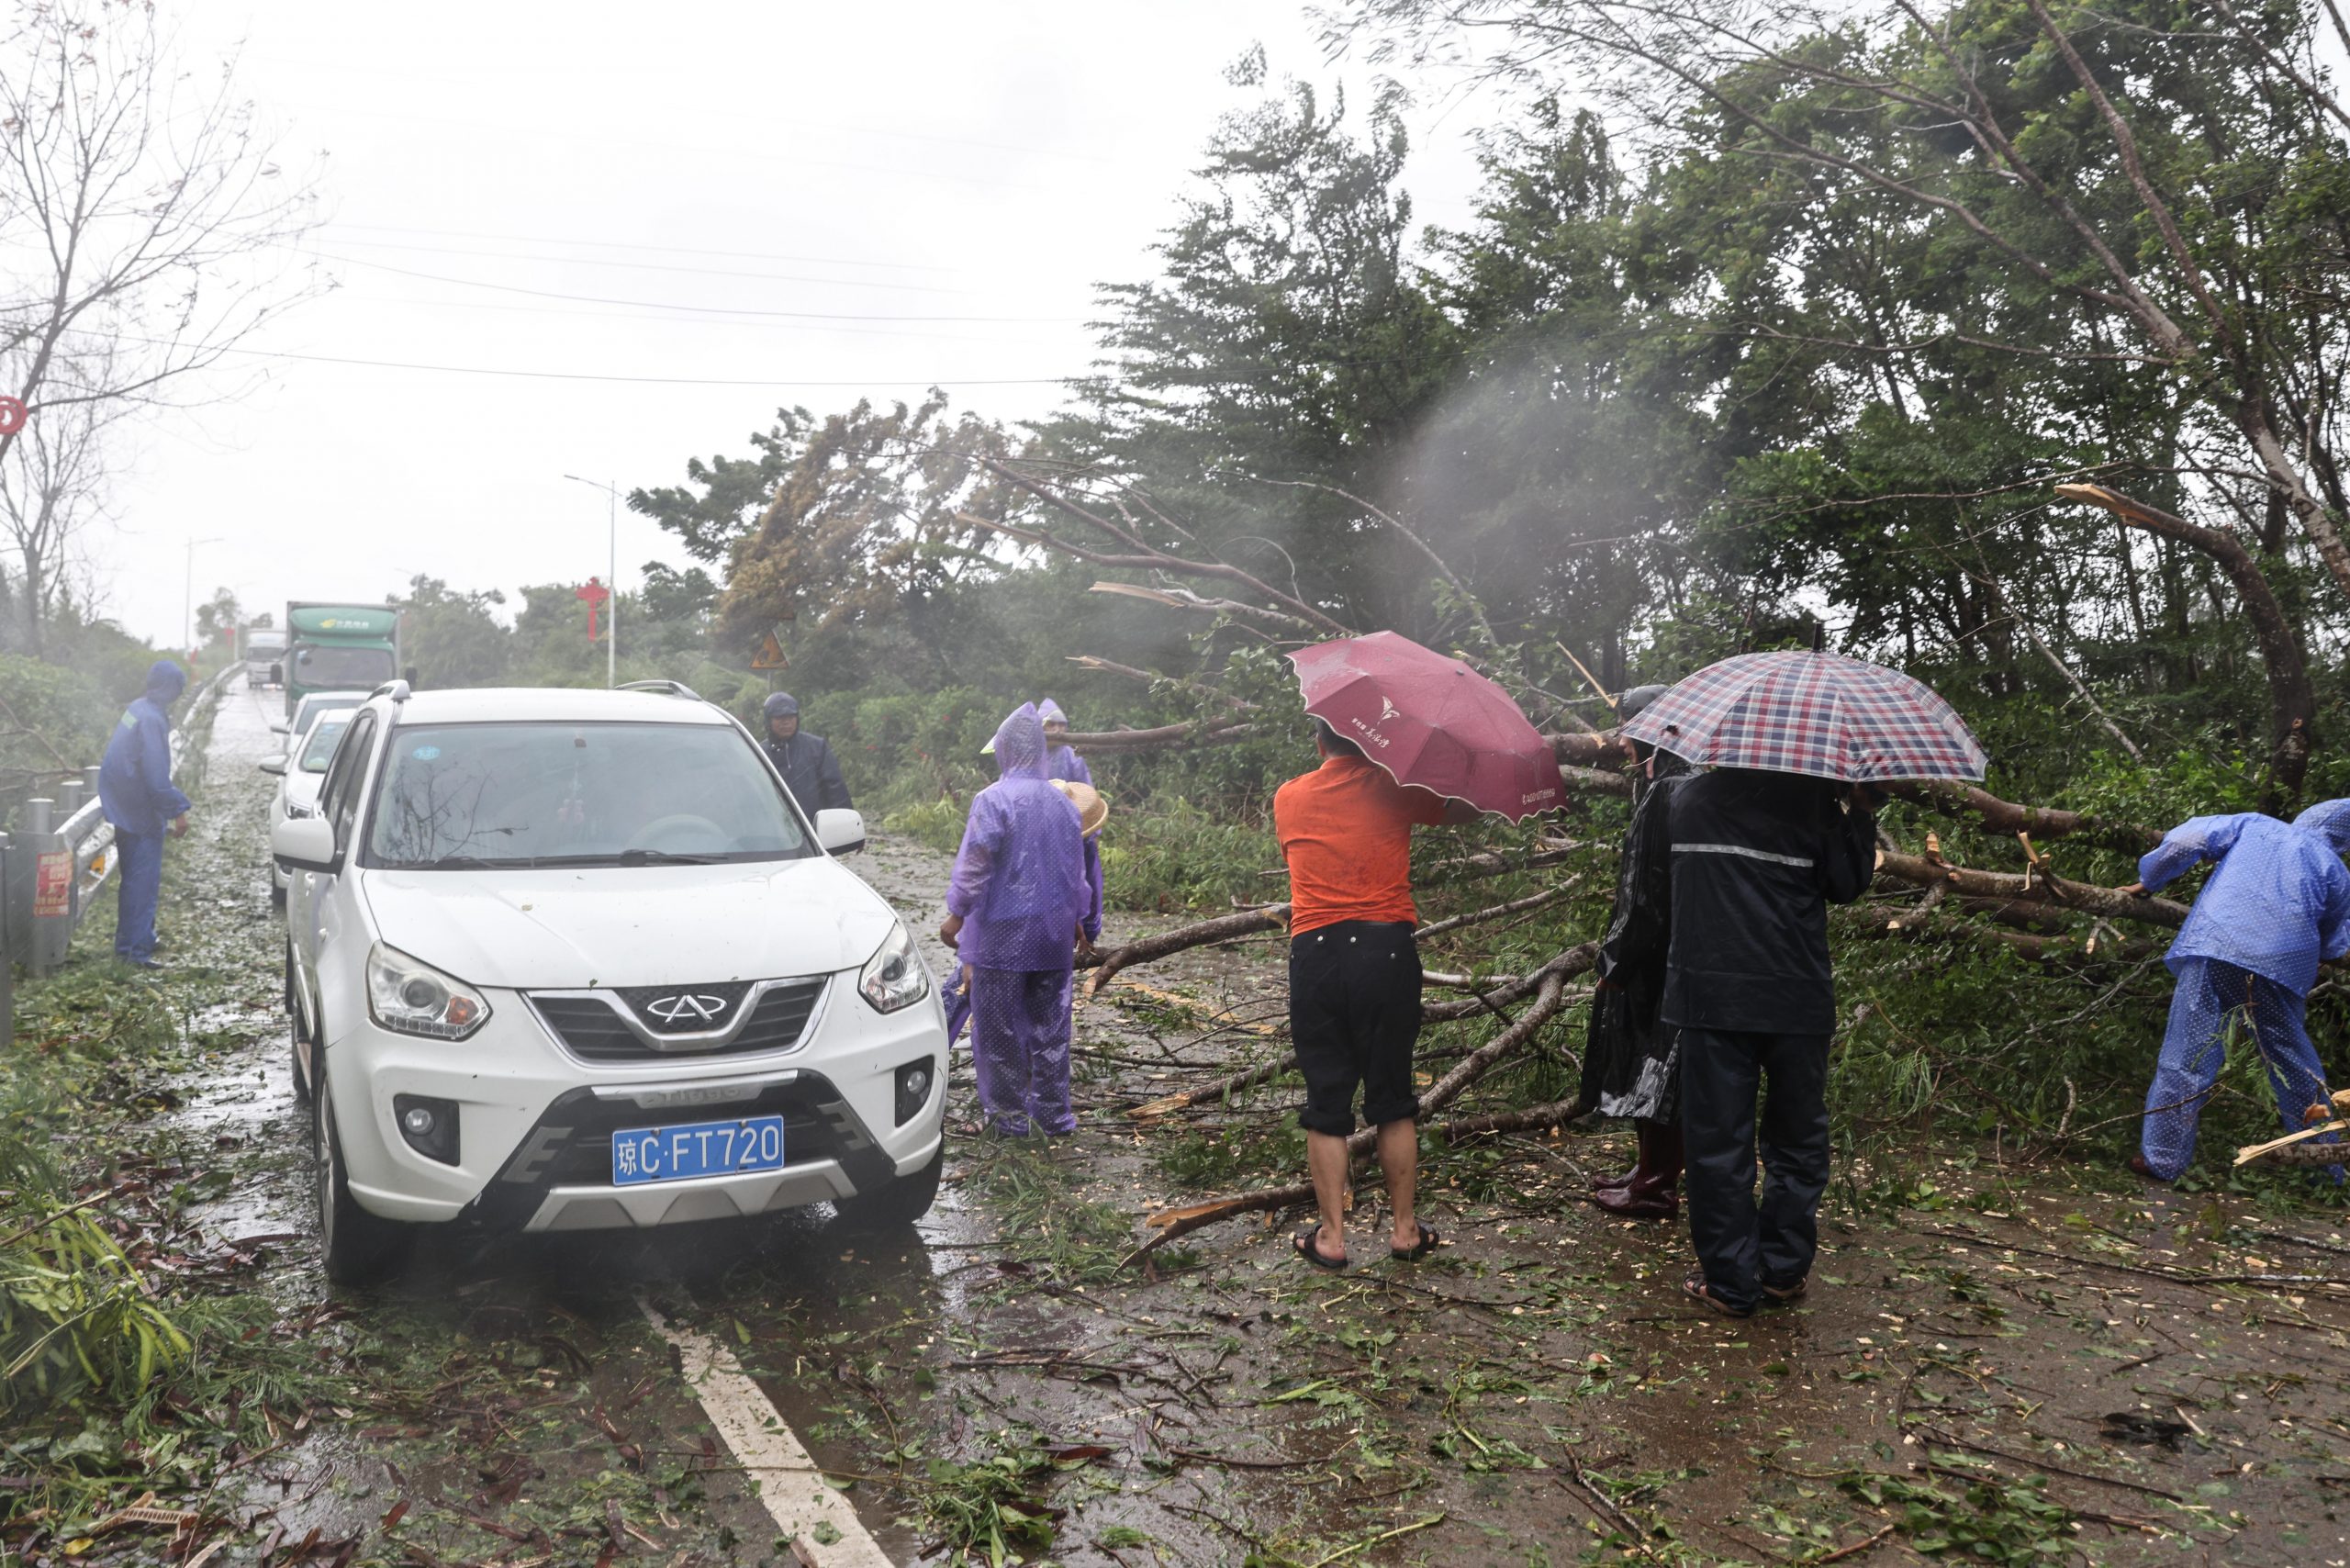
[1682,1271,1754,1318]
[1292,1226,1348,1271]
[1390,1221,1440,1261]
[1761,1277,1808,1305]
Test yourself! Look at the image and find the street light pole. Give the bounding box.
[183,536,223,656]
[562,474,620,688]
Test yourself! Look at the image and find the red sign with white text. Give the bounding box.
[34,851,70,917]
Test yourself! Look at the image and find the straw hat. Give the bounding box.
[1051,778,1109,837]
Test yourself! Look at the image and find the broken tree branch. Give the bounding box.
[1875,850,2188,926]
[2055,483,2313,801]
[1061,720,1258,754]
[1126,967,1578,1260]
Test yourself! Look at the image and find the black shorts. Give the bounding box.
[1289,921,1423,1135]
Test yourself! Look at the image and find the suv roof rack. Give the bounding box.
[616,678,702,700]
[369,679,412,704]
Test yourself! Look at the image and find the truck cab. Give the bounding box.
[285,603,400,716]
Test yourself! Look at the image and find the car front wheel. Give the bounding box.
[315,1066,413,1286]
[832,1143,945,1228]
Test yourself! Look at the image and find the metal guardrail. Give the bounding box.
[1,662,243,1036]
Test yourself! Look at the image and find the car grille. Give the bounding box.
[531,979,829,1063]
[616,980,755,1035]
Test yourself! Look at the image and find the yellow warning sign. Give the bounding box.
[751,631,789,671]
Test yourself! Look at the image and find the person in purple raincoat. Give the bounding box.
[939,705,1092,1137]
[1038,699,1092,786]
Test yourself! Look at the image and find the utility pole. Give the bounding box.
[562,474,621,688]
[183,536,222,656]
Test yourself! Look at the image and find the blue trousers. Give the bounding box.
[969,967,1074,1137]
[2142,958,2339,1180]
[113,829,164,962]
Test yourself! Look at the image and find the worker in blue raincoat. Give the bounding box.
[2122,801,2350,1181]
[97,661,195,969]
[1038,699,1092,786]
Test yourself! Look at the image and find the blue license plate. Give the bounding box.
[611,1115,786,1186]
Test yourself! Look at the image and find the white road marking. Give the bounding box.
[642,1298,896,1567]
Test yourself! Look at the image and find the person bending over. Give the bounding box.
[2120,801,2350,1182]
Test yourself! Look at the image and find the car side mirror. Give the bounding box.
[272,815,341,874]
[259,755,288,776]
[815,808,867,856]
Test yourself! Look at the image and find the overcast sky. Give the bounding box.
[98,1,1495,655]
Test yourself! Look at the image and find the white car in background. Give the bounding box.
[261,706,356,904]
[274,689,369,745]
[274,679,947,1284]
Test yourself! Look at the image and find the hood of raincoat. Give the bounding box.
[146,660,188,704]
[991,703,1047,779]
[1616,684,1671,723]
[1038,698,1068,725]
[1618,684,1688,776]
[762,691,800,721]
[2293,799,2350,857]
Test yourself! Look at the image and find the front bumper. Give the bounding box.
[322,969,947,1229]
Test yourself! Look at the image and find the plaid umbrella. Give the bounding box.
[1620,651,1988,783]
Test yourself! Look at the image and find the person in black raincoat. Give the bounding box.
[1666,767,1879,1318]
[760,691,852,814]
[1578,685,1690,1219]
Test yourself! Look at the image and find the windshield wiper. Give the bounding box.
[614,848,725,865]
[412,855,527,870]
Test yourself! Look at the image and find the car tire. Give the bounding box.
[285,944,313,1106]
[271,883,287,909]
[315,1065,412,1286]
[833,1143,945,1228]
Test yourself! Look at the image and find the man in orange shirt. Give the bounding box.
[1277,720,1478,1269]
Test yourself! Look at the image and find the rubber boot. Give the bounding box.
[1594,1120,1682,1219]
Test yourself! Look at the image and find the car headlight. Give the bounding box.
[366,942,491,1040]
[857,919,930,1014]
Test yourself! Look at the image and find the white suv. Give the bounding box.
[274,680,947,1283]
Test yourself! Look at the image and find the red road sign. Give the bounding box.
[33,851,69,918]
[0,397,25,435]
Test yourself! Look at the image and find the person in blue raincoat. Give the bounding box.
[98,661,195,969]
[2121,800,2350,1181]
[938,705,1091,1137]
[1038,699,1092,786]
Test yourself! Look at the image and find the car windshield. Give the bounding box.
[365,722,814,869]
[293,644,393,688]
[293,692,366,733]
[299,713,352,773]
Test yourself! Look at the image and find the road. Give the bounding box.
[111,674,2350,1567]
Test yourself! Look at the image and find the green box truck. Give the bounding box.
[285,602,401,715]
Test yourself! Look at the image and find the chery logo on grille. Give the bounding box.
[643,993,728,1025]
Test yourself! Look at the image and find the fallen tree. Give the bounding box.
[1125,964,1581,1262]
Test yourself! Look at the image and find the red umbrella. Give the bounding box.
[1287,632,1566,822]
